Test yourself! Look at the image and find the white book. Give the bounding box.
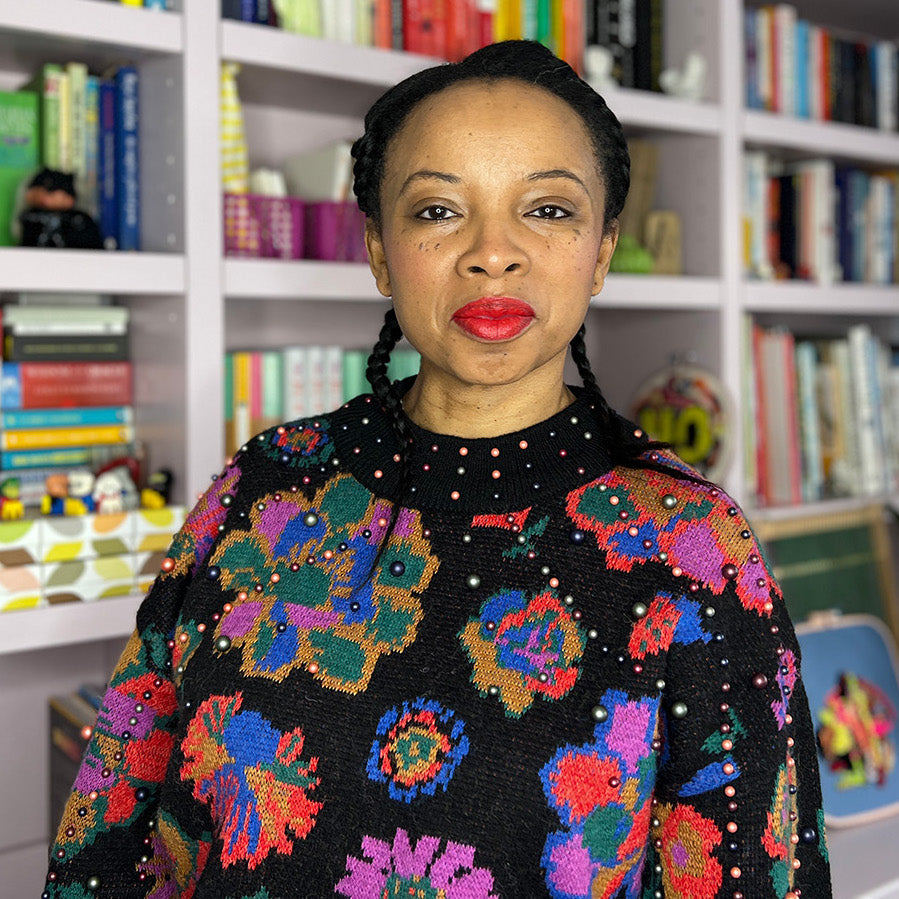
[795,340,823,502]
[829,339,862,496]
[321,0,355,43]
[742,150,770,278]
[323,346,344,411]
[3,305,129,335]
[875,40,898,132]
[847,324,886,495]
[865,175,893,285]
[886,366,899,494]
[304,346,326,417]
[355,0,375,46]
[774,4,797,117]
[808,24,823,120]
[282,346,308,420]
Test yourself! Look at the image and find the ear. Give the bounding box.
[591,222,619,296]
[365,223,392,298]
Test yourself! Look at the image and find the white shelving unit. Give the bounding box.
[0,0,896,894]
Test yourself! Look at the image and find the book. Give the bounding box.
[83,75,100,219]
[23,63,63,170]
[794,339,823,502]
[97,79,117,249]
[3,304,129,334]
[0,405,132,430]
[114,66,140,251]
[403,0,447,57]
[322,0,356,42]
[0,443,135,471]
[3,332,129,362]
[0,361,133,410]
[57,69,72,173]
[66,61,89,198]
[634,0,663,92]
[0,89,39,247]
[0,423,135,451]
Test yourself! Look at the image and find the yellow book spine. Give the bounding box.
[494,0,522,41]
[1,424,134,450]
[232,351,252,449]
[56,71,72,173]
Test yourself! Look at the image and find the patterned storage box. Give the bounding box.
[796,611,899,827]
[223,193,305,259]
[303,200,367,261]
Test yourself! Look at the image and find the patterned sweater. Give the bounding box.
[44,389,832,898]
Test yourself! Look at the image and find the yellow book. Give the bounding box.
[493,0,522,41]
[120,0,143,6]
[0,424,134,451]
[56,70,72,174]
[232,350,252,451]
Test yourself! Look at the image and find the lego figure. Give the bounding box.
[17,168,104,249]
[0,477,25,520]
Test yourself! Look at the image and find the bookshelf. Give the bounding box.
[0,0,897,893]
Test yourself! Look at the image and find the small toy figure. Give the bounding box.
[93,464,139,514]
[40,470,97,516]
[17,168,104,249]
[141,469,173,509]
[0,477,25,520]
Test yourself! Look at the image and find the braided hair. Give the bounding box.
[356,40,699,509]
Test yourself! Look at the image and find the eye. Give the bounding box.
[416,204,457,221]
[528,204,571,220]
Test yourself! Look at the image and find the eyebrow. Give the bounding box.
[527,169,588,190]
[398,170,461,195]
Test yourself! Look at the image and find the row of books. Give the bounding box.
[0,304,136,504]
[746,320,898,507]
[225,345,420,455]
[223,0,599,71]
[744,4,898,131]
[742,153,898,285]
[1,61,142,251]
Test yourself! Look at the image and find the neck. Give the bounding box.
[400,367,577,438]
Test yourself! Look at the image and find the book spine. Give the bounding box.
[794,18,809,118]
[3,332,129,362]
[0,361,133,410]
[373,0,394,48]
[324,346,344,411]
[559,0,584,73]
[355,0,376,45]
[254,0,272,24]
[144,0,170,8]
[66,62,88,196]
[260,350,284,429]
[475,0,495,49]
[773,4,796,117]
[232,350,251,449]
[756,6,773,112]
[83,75,100,219]
[57,70,72,173]
[40,64,64,170]
[0,405,132,430]
[304,346,325,415]
[0,445,133,471]
[282,346,307,419]
[0,424,135,451]
[0,89,39,247]
[744,8,760,109]
[847,325,886,494]
[341,349,368,403]
[98,80,117,249]
[114,66,140,251]
[794,340,823,502]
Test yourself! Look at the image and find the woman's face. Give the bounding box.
[366,79,618,394]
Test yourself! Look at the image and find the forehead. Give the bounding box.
[385,79,598,175]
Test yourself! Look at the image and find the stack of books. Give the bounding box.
[0,303,136,507]
[224,345,420,456]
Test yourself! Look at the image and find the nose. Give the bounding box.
[456,215,529,279]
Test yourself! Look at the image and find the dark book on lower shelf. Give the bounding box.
[48,691,100,837]
[3,332,129,362]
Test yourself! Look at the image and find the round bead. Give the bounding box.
[730,867,741,879]
[86,876,101,892]
[722,563,738,580]
[752,673,768,689]
[466,574,481,590]
[304,512,319,527]
[800,827,817,843]
[214,635,232,652]
[135,787,150,802]
[671,701,688,719]
[389,561,406,577]
[206,565,220,580]
[591,704,608,723]
[631,601,648,619]
[569,529,585,544]
[662,493,678,509]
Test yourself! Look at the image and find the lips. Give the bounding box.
[451,297,535,341]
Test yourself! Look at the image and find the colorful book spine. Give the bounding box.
[27,63,63,170]
[0,445,134,471]
[3,332,129,362]
[66,62,88,194]
[0,89,39,247]
[114,66,140,251]
[57,68,72,173]
[0,424,135,451]
[0,361,133,410]
[83,75,100,219]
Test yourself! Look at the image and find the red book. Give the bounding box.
[373,0,394,49]
[0,361,132,409]
[403,0,447,58]
[477,2,493,49]
[445,0,478,62]
[560,0,584,74]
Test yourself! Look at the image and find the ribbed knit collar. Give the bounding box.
[331,382,614,512]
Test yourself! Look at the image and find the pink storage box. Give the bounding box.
[223,193,305,259]
[303,201,367,262]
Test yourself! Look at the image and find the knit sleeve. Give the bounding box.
[647,524,833,898]
[43,462,243,899]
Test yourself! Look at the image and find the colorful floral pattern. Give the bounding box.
[651,801,724,898]
[539,689,658,898]
[459,587,585,717]
[628,591,711,660]
[367,697,469,802]
[261,419,335,469]
[162,462,241,580]
[566,465,780,616]
[335,828,498,898]
[52,632,177,859]
[773,647,798,729]
[180,693,321,869]
[763,760,799,897]
[141,809,211,898]
[210,473,438,692]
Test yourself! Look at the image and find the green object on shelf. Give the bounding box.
[609,233,654,274]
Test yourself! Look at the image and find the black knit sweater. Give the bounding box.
[44,389,832,898]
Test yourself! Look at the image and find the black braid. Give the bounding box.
[569,325,709,484]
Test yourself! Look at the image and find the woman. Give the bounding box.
[45,41,831,898]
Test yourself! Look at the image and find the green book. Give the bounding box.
[24,63,63,170]
[0,89,39,246]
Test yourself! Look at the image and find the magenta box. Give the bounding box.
[223,194,305,259]
[303,201,367,262]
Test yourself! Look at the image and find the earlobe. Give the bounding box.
[365,225,392,298]
[592,224,620,296]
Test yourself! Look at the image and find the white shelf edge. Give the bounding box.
[224,258,385,301]
[601,86,722,136]
[593,274,723,310]
[743,280,899,315]
[0,249,186,295]
[0,594,139,656]
[0,0,183,54]
[743,109,899,164]
[221,21,440,86]
[747,493,897,525]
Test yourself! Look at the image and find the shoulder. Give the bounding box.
[567,448,782,618]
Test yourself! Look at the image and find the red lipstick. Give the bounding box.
[452,297,535,341]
